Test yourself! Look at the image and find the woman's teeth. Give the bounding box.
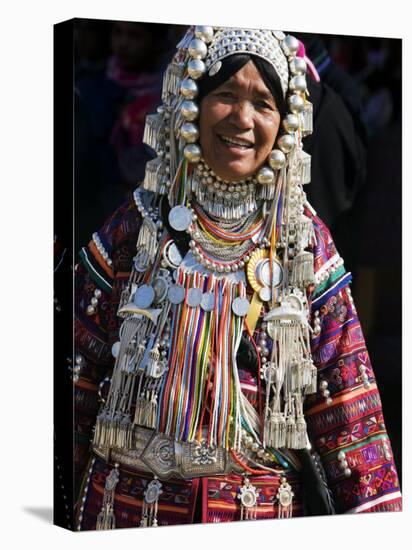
[219,135,253,149]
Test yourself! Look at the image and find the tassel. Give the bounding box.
[285,413,296,449]
[300,150,311,185]
[300,100,313,137]
[142,113,165,152]
[96,464,120,530]
[277,476,294,518]
[134,217,158,272]
[140,477,163,527]
[162,62,184,102]
[290,251,315,287]
[238,477,260,521]
[142,158,163,193]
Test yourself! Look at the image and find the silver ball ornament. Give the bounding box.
[269,149,286,170]
[180,122,199,143]
[257,165,275,185]
[289,75,307,93]
[194,26,214,43]
[282,113,300,133]
[288,94,305,114]
[181,100,199,121]
[290,56,307,75]
[277,134,295,154]
[183,143,202,163]
[187,58,206,79]
[180,78,198,99]
[188,38,208,59]
[282,34,299,57]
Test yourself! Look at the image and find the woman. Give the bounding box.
[74,26,401,530]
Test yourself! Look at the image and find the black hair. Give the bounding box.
[197,54,287,119]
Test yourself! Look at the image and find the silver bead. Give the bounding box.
[187,58,206,79]
[282,113,300,133]
[251,442,259,452]
[90,297,98,306]
[180,77,198,99]
[257,165,275,185]
[183,143,202,163]
[289,75,307,93]
[194,26,214,43]
[94,288,102,299]
[268,149,286,170]
[340,460,348,469]
[277,134,295,153]
[344,468,352,477]
[288,94,305,114]
[181,100,199,121]
[326,397,333,405]
[86,305,96,316]
[337,451,346,461]
[75,354,84,366]
[188,38,208,59]
[180,122,199,143]
[282,34,299,57]
[320,380,328,390]
[290,56,307,75]
[323,389,330,398]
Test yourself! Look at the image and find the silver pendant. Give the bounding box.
[168,205,192,232]
[187,287,203,307]
[258,286,271,302]
[153,276,169,304]
[201,291,215,312]
[259,258,283,288]
[232,297,250,317]
[133,284,155,309]
[163,241,182,268]
[168,284,185,304]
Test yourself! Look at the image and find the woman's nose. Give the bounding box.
[229,100,254,130]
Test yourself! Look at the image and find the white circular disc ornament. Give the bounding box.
[232,297,250,317]
[168,205,192,232]
[259,259,283,288]
[187,288,203,307]
[133,284,155,309]
[201,292,215,312]
[168,284,185,304]
[240,489,257,508]
[258,286,271,302]
[111,341,121,358]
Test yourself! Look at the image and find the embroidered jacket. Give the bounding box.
[74,197,401,528]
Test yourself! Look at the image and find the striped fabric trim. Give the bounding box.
[345,491,402,513]
[311,272,352,308]
[79,247,113,293]
[312,264,346,298]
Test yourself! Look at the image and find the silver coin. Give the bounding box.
[168,205,192,232]
[153,276,168,303]
[201,291,215,312]
[168,284,185,304]
[133,284,155,309]
[232,297,250,317]
[260,259,283,287]
[187,287,203,307]
[167,242,183,268]
[259,286,271,302]
[111,341,121,358]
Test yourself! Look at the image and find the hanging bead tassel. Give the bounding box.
[140,477,163,527]
[238,477,260,521]
[162,62,184,102]
[300,150,311,184]
[133,217,159,272]
[142,113,165,152]
[277,476,294,518]
[96,464,120,530]
[300,100,313,137]
[290,250,316,287]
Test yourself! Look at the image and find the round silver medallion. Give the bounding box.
[258,286,271,302]
[187,287,203,307]
[168,205,192,232]
[240,488,257,508]
[201,292,215,312]
[278,487,293,507]
[145,480,162,504]
[168,284,185,304]
[164,241,182,268]
[133,284,155,309]
[232,297,250,317]
[111,341,121,358]
[259,259,283,288]
[153,276,168,303]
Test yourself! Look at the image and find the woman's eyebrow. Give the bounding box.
[220,79,274,102]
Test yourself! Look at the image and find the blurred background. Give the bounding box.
[73,19,402,484]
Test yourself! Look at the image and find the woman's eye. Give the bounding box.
[218,91,236,100]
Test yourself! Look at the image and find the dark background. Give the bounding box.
[73,19,402,484]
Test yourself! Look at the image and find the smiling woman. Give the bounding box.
[73,25,402,531]
[199,59,282,181]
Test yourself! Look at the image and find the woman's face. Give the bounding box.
[199,60,281,182]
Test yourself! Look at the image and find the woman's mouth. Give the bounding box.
[218,134,254,150]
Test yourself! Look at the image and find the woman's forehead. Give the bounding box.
[217,61,274,100]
